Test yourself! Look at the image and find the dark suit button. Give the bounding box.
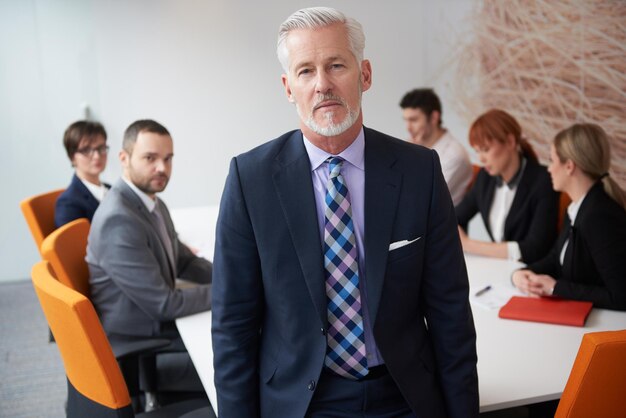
[321,328,326,335]
[308,380,316,391]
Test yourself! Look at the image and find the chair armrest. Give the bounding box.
[112,338,171,359]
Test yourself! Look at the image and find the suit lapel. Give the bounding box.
[116,179,177,285]
[480,178,496,241]
[72,174,100,213]
[363,129,401,325]
[503,160,532,237]
[561,222,575,279]
[272,131,327,327]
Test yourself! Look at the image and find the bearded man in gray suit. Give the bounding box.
[87,119,212,402]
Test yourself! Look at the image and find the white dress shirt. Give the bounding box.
[432,131,472,206]
[488,158,526,261]
[80,178,108,202]
[559,193,587,265]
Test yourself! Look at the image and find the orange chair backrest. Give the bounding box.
[31,261,131,410]
[20,189,64,253]
[558,192,572,233]
[467,164,481,192]
[41,218,91,297]
[555,329,626,418]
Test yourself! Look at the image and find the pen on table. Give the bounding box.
[474,285,492,297]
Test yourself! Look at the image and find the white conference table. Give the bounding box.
[172,206,626,414]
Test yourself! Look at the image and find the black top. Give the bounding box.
[55,174,110,228]
[528,182,626,310]
[455,158,559,263]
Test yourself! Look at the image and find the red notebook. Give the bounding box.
[498,296,593,327]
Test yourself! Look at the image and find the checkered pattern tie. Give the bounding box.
[323,156,368,380]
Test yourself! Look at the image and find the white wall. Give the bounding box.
[1,0,478,282]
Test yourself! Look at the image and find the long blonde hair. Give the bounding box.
[554,123,626,210]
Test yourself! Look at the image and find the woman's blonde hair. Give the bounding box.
[554,123,626,210]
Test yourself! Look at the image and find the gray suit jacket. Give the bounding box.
[87,179,212,340]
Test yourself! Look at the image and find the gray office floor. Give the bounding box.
[0,280,66,417]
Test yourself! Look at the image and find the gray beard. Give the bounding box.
[295,93,360,137]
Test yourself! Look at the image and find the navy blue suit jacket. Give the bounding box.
[55,174,110,228]
[455,158,559,263]
[212,128,478,418]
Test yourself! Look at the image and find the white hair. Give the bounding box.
[276,7,365,73]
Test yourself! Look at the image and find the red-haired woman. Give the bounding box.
[456,109,559,263]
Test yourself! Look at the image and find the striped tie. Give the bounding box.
[323,156,368,380]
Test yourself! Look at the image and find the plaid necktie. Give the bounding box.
[323,156,368,380]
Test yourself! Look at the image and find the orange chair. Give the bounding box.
[31,261,209,417]
[20,189,64,254]
[41,218,91,297]
[466,164,481,192]
[40,219,200,411]
[558,192,572,233]
[554,329,626,418]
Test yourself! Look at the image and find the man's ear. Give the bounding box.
[119,149,129,167]
[360,59,372,92]
[429,110,441,127]
[282,74,295,103]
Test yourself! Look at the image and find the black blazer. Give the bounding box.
[55,174,110,227]
[212,128,479,418]
[528,182,626,310]
[455,158,559,263]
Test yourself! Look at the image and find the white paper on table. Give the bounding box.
[470,284,523,310]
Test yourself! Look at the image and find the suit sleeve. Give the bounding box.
[96,213,211,321]
[212,157,263,417]
[176,238,213,284]
[527,226,567,279]
[552,211,626,310]
[423,151,479,417]
[516,180,559,263]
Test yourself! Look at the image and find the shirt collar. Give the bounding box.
[122,176,157,212]
[302,127,365,172]
[496,156,526,189]
[567,191,588,225]
[79,177,107,202]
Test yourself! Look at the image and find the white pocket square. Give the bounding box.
[389,236,422,251]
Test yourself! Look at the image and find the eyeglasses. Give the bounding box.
[76,145,109,157]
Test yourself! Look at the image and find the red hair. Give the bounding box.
[469,109,537,161]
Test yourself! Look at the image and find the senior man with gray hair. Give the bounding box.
[212,7,479,418]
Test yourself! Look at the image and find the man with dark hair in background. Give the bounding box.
[400,88,472,205]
